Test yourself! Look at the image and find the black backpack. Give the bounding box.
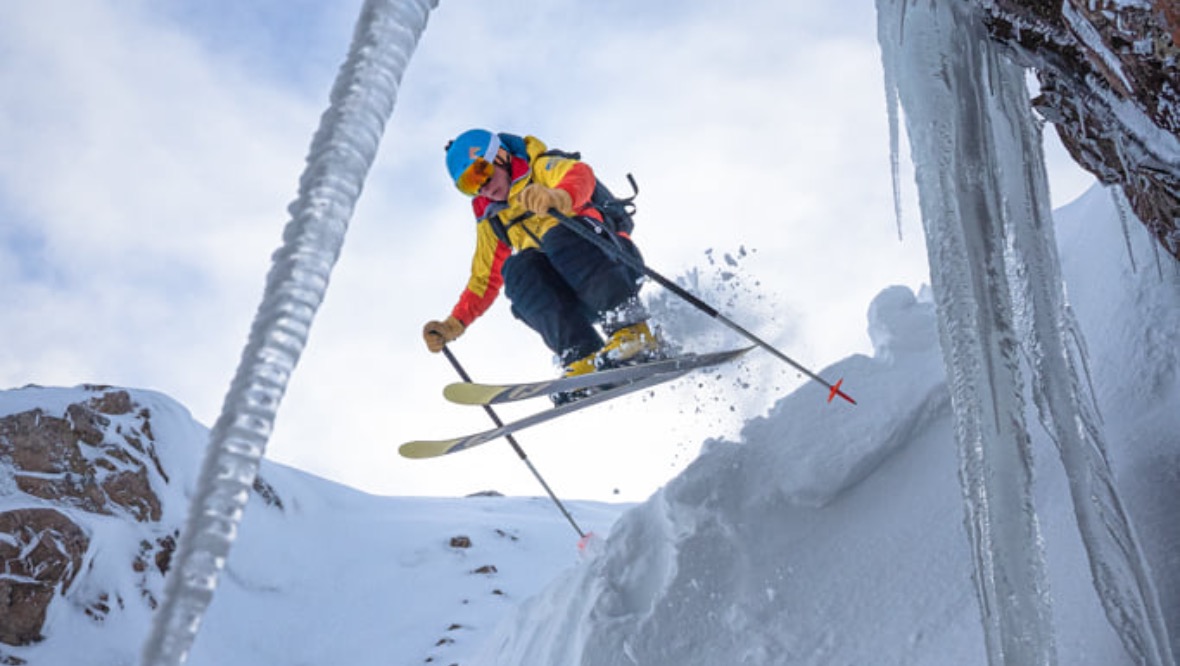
[540,149,638,236]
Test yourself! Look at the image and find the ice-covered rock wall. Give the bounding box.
[983,0,1180,263]
[877,1,1174,664]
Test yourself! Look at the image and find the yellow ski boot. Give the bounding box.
[554,322,663,405]
[561,353,599,379]
[595,321,662,368]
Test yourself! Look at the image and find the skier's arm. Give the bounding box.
[527,158,601,221]
[450,219,511,327]
[550,161,596,211]
[422,219,508,353]
[531,157,594,209]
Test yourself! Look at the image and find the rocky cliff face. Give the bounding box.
[0,385,284,665]
[0,509,89,649]
[0,388,179,656]
[980,0,1180,262]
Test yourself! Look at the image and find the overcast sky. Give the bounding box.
[0,0,1097,502]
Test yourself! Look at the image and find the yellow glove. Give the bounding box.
[422,316,465,353]
[519,184,573,216]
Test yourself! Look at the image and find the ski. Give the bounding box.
[443,347,754,406]
[401,367,692,459]
[402,347,752,459]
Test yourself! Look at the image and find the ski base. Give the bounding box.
[443,347,753,406]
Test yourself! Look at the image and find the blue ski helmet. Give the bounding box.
[445,129,501,194]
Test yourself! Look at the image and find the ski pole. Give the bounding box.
[548,208,856,405]
[441,346,588,538]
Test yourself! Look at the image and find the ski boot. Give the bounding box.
[552,322,664,405]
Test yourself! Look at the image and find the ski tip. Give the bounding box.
[398,442,426,459]
[399,438,462,459]
[826,378,857,405]
[443,381,506,406]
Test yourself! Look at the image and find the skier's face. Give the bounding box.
[478,162,510,202]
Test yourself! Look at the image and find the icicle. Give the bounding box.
[875,2,1058,663]
[1109,186,1139,273]
[877,0,907,241]
[884,0,1177,660]
[885,79,904,242]
[1151,227,1165,281]
[139,1,439,665]
[1062,303,1103,424]
[1110,134,1169,282]
[966,5,1175,666]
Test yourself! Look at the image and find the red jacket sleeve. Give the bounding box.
[540,160,602,222]
[554,162,596,211]
[450,214,511,327]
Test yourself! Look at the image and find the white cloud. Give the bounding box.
[0,1,319,415]
[0,0,1097,501]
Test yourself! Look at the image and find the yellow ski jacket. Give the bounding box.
[450,135,603,327]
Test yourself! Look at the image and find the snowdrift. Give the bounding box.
[1,186,1175,666]
[0,387,624,666]
[473,184,1180,665]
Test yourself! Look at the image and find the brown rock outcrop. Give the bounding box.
[0,509,89,646]
[0,389,168,646]
[981,0,1180,261]
[0,391,163,522]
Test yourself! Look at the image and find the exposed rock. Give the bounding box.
[0,389,172,647]
[252,475,285,511]
[0,391,162,522]
[0,387,283,648]
[88,390,134,417]
[980,0,1180,260]
[0,509,89,646]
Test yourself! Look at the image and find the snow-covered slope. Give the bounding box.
[472,185,1180,665]
[0,387,210,666]
[2,185,1175,666]
[0,388,624,666]
[187,471,624,666]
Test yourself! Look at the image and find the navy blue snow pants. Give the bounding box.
[501,221,644,364]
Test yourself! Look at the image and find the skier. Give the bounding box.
[421,129,662,381]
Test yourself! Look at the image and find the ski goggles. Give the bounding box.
[455,157,496,196]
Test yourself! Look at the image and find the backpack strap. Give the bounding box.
[484,207,536,246]
[539,148,581,161]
